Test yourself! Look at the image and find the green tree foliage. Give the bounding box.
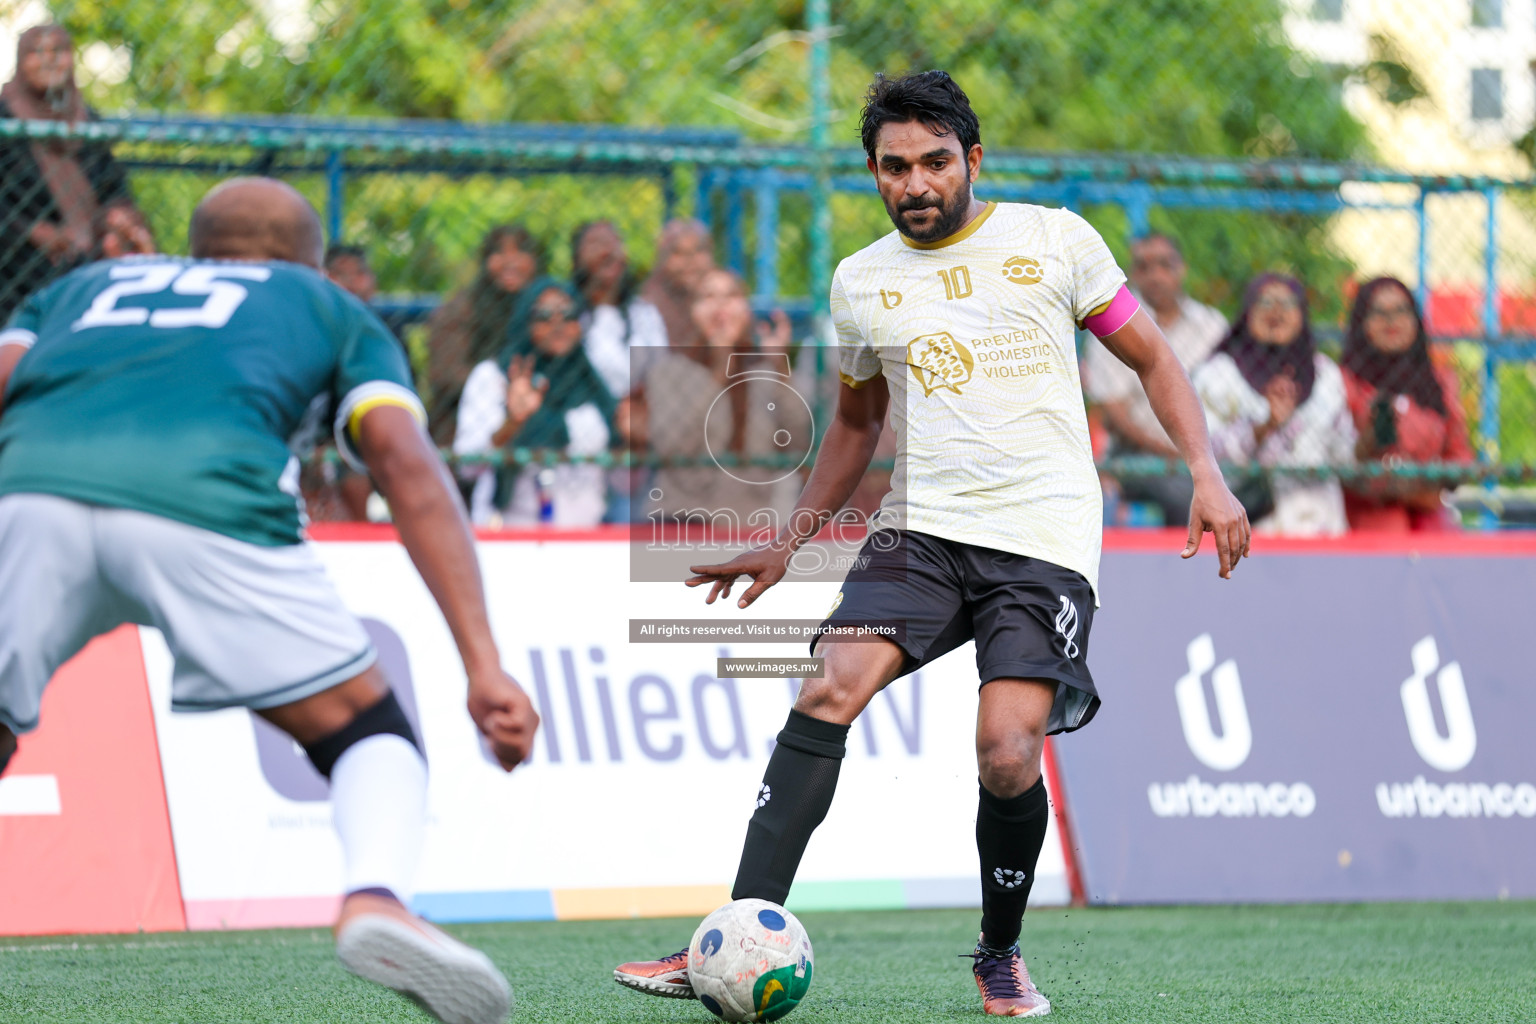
[36,0,1365,315]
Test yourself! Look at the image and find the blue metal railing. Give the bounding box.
[6,112,1530,470]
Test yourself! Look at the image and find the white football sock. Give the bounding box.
[330,733,428,903]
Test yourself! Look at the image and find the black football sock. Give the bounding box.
[976,776,1050,952]
[730,709,850,905]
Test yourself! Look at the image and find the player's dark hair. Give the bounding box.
[324,243,368,268]
[859,70,982,161]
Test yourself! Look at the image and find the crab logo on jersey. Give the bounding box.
[1055,596,1080,659]
[1003,256,1044,285]
[907,331,974,396]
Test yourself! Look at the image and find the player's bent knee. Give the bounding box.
[793,673,873,724]
[303,690,420,779]
[796,640,902,723]
[976,740,1042,798]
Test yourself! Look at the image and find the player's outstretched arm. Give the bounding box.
[1097,308,1251,578]
[689,376,889,608]
[355,405,539,770]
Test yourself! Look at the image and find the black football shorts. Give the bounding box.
[811,529,1099,735]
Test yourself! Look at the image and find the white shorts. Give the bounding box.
[0,493,376,733]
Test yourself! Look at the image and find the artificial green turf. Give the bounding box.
[1,903,1532,1023]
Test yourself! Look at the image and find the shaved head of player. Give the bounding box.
[189,176,324,268]
[861,70,984,243]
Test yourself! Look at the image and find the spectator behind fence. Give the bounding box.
[310,244,390,522]
[1341,276,1473,531]
[640,218,716,350]
[638,268,807,527]
[572,221,669,521]
[324,243,377,303]
[1193,273,1356,536]
[1083,233,1225,526]
[0,24,154,323]
[454,278,628,526]
[425,224,542,445]
[571,221,668,399]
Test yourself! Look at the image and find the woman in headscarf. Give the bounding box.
[0,24,154,323]
[425,224,543,445]
[452,278,623,526]
[641,218,716,350]
[1341,277,1473,531]
[1192,273,1356,536]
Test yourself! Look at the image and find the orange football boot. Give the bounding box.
[613,947,694,999]
[965,941,1051,1017]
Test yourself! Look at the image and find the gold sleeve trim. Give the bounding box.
[839,372,874,390]
[1076,296,1115,330]
[348,394,426,437]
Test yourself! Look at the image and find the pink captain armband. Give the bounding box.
[1081,284,1140,339]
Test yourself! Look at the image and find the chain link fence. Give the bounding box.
[3,0,1535,531]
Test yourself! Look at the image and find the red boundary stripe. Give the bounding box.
[307,521,1536,557]
[1041,739,1087,907]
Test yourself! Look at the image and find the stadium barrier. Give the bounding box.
[0,528,1072,936]
[1055,530,1536,904]
[4,529,1534,935]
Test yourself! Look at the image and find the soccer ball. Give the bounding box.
[688,899,813,1022]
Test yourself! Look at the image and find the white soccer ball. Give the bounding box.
[688,898,814,1022]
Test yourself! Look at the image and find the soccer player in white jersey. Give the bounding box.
[615,72,1249,1017]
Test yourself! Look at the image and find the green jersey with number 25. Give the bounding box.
[0,256,422,546]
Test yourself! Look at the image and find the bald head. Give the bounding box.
[189,178,324,267]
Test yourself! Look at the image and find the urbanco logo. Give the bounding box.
[1400,635,1476,772]
[1374,635,1533,819]
[1174,634,1251,772]
[1150,635,1315,819]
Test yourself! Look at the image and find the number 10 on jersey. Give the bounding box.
[936,266,972,301]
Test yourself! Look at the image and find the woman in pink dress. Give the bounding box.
[1341,277,1474,531]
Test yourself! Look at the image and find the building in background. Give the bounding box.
[1286,0,1536,333]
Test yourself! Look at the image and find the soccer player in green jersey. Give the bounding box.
[0,178,539,1024]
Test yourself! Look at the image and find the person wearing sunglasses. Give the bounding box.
[1193,273,1357,535]
[452,278,632,525]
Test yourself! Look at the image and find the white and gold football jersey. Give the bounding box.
[830,201,1125,600]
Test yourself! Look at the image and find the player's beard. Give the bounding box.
[887,178,973,243]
